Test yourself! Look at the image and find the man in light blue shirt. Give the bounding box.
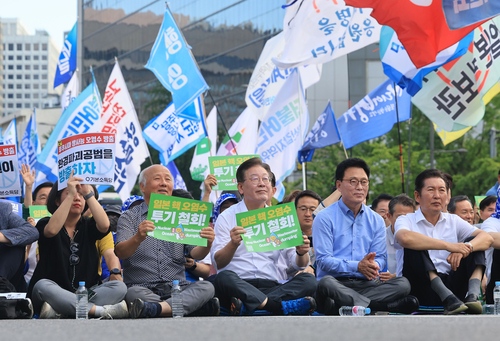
[485,170,500,196]
[314,158,417,315]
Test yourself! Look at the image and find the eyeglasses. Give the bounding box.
[342,178,369,188]
[298,206,316,213]
[69,241,80,266]
[246,176,271,185]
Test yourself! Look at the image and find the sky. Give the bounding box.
[1,0,77,50]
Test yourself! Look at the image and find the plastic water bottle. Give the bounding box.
[339,306,371,316]
[494,281,500,315]
[75,281,88,319]
[171,280,184,318]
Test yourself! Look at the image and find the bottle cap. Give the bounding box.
[79,281,85,286]
[365,307,371,314]
[173,280,179,285]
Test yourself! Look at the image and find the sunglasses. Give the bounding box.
[69,241,80,266]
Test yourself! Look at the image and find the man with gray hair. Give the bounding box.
[448,195,474,225]
[115,164,219,318]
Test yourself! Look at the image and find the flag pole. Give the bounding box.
[207,90,238,156]
[406,118,412,194]
[296,70,307,191]
[393,82,405,194]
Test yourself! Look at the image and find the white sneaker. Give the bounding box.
[101,300,129,319]
[40,302,61,319]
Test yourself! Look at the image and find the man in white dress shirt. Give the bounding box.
[395,169,493,314]
[211,157,317,315]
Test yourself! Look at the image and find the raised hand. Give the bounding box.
[20,164,36,187]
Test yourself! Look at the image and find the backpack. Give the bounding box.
[0,276,31,319]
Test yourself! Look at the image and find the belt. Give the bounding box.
[335,276,365,281]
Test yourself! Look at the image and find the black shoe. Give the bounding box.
[386,295,419,314]
[464,293,482,314]
[230,297,244,316]
[323,297,336,316]
[129,298,146,319]
[16,298,34,319]
[190,297,220,316]
[442,294,468,315]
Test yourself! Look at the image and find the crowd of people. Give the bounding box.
[1,156,500,319]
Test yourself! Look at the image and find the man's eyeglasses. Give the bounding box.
[298,206,316,213]
[69,241,80,266]
[342,178,369,188]
[246,176,271,185]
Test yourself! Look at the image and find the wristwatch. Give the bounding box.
[465,242,473,252]
[83,191,95,201]
[188,262,197,271]
[109,268,121,276]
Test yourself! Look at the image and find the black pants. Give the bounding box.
[486,248,500,304]
[214,270,317,312]
[402,242,485,306]
[0,244,27,292]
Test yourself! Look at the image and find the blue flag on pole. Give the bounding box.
[2,119,17,146]
[18,110,41,170]
[54,22,77,89]
[337,79,412,149]
[298,101,340,164]
[166,160,187,191]
[443,0,500,30]
[145,7,208,117]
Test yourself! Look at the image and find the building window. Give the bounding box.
[25,74,30,80]
[33,93,39,99]
[16,55,22,60]
[7,55,13,60]
[33,44,39,51]
[7,75,13,80]
[8,44,14,51]
[25,65,30,70]
[41,84,48,89]
[17,43,22,51]
[24,94,30,99]
[16,103,22,108]
[7,84,13,89]
[7,65,13,70]
[24,103,31,108]
[7,94,13,99]
[16,74,22,80]
[33,65,39,70]
[33,75,39,80]
[16,65,22,70]
[25,55,30,61]
[41,55,47,61]
[16,84,22,89]
[25,84,30,89]
[7,103,13,108]
[33,84,39,89]
[25,43,31,51]
[41,65,47,70]
[41,74,47,80]
[16,93,22,99]
[42,44,47,51]
[33,55,39,60]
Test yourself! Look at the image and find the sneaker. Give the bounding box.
[190,297,220,316]
[230,297,245,316]
[281,296,316,315]
[101,300,129,319]
[16,298,34,319]
[386,295,419,314]
[40,302,61,319]
[442,294,468,315]
[323,297,336,316]
[464,293,482,314]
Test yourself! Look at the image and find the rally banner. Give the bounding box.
[35,81,102,186]
[54,22,77,89]
[189,106,217,182]
[443,0,500,30]
[337,79,411,149]
[2,119,17,146]
[236,203,303,252]
[412,17,500,132]
[216,108,259,156]
[18,111,41,171]
[166,160,187,190]
[146,193,213,247]
[380,25,473,96]
[273,0,381,70]
[142,97,206,166]
[208,155,258,191]
[102,61,150,201]
[256,71,308,199]
[61,71,79,113]
[0,145,21,197]
[145,7,208,115]
[29,205,51,224]
[57,133,115,190]
[298,101,341,163]
[246,32,321,121]
[345,0,485,68]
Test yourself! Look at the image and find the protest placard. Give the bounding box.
[236,202,303,252]
[57,133,115,190]
[0,199,22,217]
[0,145,21,197]
[208,155,258,191]
[146,193,213,247]
[29,205,52,224]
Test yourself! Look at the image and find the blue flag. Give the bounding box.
[145,7,208,117]
[54,23,77,89]
[337,79,412,149]
[298,101,340,164]
[18,110,41,170]
[2,119,17,146]
[166,160,187,191]
[443,0,500,30]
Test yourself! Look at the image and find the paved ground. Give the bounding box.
[3,315,500,341]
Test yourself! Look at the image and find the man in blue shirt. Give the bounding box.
[485,170,500,196]
[313,158,418,315]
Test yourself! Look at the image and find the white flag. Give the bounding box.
[256,71,308,201]
[61,71,79,113]
[216,108,258,156]
[101,61,150,202]
[272,0,381,69]
[2,119,17,146]
[246,32,321,121]
[190,107,217,182]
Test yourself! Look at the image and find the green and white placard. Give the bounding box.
[208,155,258,191]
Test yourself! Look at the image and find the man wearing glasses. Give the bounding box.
[314,158,418,315]
[212,157,317,315]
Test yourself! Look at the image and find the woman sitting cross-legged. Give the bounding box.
[28,171,128,319]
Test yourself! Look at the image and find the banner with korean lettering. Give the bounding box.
[0,145,21,197]
[145,7,208,116]
[18,111,41,171]
[236,203,303,252]
[36,81,102,186]
[143,97,206,166]
[54,22,77,89]
[61,71,79,113]
[2,119,17,146]
[246,32,321,121]
[443,0,500,30]
[208,155,258,191]
[216,108,259,156]
[146,193,212,246]
[273,0,381,70]
[29,205,51,224]
[102,61,150,201]
[57,133,115,190]
[412,17,500,132]
[256,71,308,200]
[337,79,412,149]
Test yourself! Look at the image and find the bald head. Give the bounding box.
[139,165,174,204]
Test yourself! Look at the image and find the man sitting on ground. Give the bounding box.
[371,193,394,227]
[448,195,474,225]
